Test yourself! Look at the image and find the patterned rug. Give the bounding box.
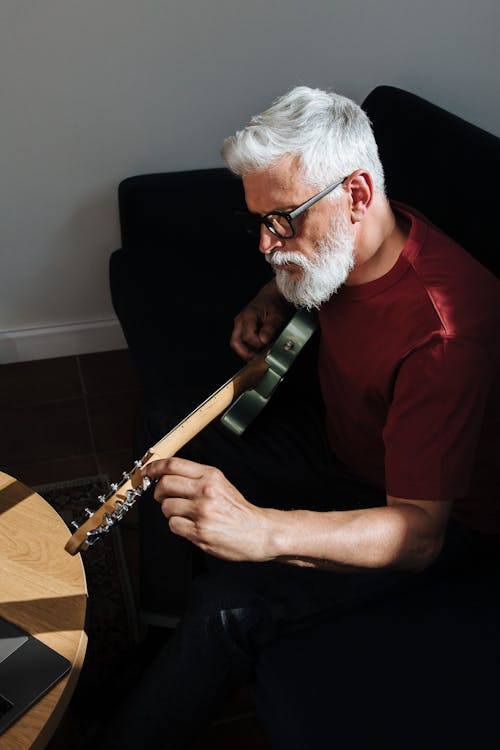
[34,476,141,700]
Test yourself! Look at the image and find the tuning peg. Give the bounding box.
[98,495,106,504]
[125,488,140,505]
[71,521,79,529]
[102,512,114,529]
[84,507,94,518]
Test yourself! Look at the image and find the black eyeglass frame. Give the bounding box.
[237,175,348,239]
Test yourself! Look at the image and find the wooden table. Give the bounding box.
[0,471,88,750]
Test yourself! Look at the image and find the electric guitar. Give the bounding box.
[65,309,317,555]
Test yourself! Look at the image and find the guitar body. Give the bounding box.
[220,309,318,435]
[65,309,317,555]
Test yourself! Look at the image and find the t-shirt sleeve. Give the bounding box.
[383,336,494,501]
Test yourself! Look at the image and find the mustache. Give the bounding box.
[266,250,311,269]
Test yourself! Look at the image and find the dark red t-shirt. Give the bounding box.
[318,203,500,533]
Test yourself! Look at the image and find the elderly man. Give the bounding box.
[100,87,499,749]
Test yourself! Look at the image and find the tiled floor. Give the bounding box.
[0,349,143,488]
[0,349,270,750]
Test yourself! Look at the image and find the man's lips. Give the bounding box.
[269,253,304,269]
[272,259,303,272]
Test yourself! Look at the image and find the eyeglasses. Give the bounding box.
[236,175,348,240]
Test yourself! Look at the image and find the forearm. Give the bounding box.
[147,457,450,569]
[263,504,445,573]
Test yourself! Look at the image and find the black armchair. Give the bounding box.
[363,86,498,277]
[110,168,272,408]
[109,86,500,748]
[110,86,499,404]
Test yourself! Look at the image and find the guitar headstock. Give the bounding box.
[64,453,153,555]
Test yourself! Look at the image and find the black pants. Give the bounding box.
[98,374,495,749]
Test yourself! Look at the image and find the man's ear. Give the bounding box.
[345,170,373,223]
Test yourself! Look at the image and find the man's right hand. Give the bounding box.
[230,280,293,360]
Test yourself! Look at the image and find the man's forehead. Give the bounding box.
[243,156,309,210]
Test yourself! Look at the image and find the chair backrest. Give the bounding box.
[362,85,499,278]
[112,169,272,401]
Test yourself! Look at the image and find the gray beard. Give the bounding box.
[267,212,356,309]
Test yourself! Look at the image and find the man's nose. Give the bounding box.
[259,225,284,256]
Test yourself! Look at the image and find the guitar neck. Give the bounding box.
[64,353,269,555]
[64,308,317,556]
[149,353,270,460]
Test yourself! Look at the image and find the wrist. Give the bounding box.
[260,507,297,560]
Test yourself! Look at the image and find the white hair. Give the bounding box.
[221,86,385,194]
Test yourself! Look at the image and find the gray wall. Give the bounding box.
[1,0,499,360]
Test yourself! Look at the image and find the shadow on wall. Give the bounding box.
[1,185,123,363]
[48,185,121,318]
[0,337,19,364]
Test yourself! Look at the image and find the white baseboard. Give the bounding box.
[0,318,127,364]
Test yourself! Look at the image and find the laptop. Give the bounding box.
[0,615,71,735]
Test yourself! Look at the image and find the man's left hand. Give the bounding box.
[143,457,275,562]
